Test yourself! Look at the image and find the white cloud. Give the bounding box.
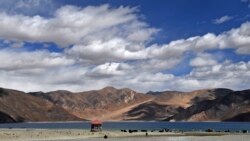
[212,15,234,24]
[0,4,157,47]
[236,47,250,54]
[86,62,130,78]
[127,28,159,43]
[66,39,147,64]
[135,72,174,83]
[186,61,250,90]
[0,49,75,70]
[135,58,182,73]
[133,61,250,92]
[0,46,249,93]
[190,61,250,79]
[151,22,250,56]
[0,4,249,92]
[190,53,218,67]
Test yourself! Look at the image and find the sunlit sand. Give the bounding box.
[0,128,249,141]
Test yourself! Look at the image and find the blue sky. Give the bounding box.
[0,0,249,92]
[60,0,250,41]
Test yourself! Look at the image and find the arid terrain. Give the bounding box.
[0,87,250,122]
[1,128,249,141]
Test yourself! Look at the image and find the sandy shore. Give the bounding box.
[0,128,249,141]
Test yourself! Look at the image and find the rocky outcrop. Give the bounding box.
[0,111,16,123]
[124,101,183,121]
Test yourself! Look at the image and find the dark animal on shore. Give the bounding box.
[242,130,248,133]
[159,129,164,132]
[164,128,170,132]
[224,130,230,133]
[128,130,138,133]
[205,129,213,132]
[104,134,108,139]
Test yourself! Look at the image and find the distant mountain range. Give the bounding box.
[0,87,250,123]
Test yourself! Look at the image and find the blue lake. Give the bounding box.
[0,122,250,131]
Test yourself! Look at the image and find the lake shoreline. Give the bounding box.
[1,121,250,131]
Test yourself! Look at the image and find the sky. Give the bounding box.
[0,0,250,93]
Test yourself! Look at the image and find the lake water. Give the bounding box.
[0,122,250,131]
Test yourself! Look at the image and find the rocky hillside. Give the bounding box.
[122,88,250,121]
[0,88,81,123]
[124,101,183,121]
[163,89,250,121]
[0,87,249,122]
[29,86,152,120]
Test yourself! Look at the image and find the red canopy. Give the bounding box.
[90,119,102,125]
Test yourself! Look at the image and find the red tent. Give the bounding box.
[90,119,102,125]
[90,119,103,132]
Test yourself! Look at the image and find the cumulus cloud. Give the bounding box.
[154,22,250,56]
[212,15,234,24]
[236,46,250,54]
[134,61,250,92]
[0,49,75,70]
[66,39,147,64]
[190,53,218,67]
[135,58,182,73]
[186,61,250,90]
[0,4,157,47]
[0,4,249,92]
[86,62,130,78]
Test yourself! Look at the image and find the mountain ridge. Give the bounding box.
[0,86,249,123]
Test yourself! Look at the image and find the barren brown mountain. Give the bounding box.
[0,87,250,123]
[30,86,152,120]
[0,88,81,122]
[164,89,250,121]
